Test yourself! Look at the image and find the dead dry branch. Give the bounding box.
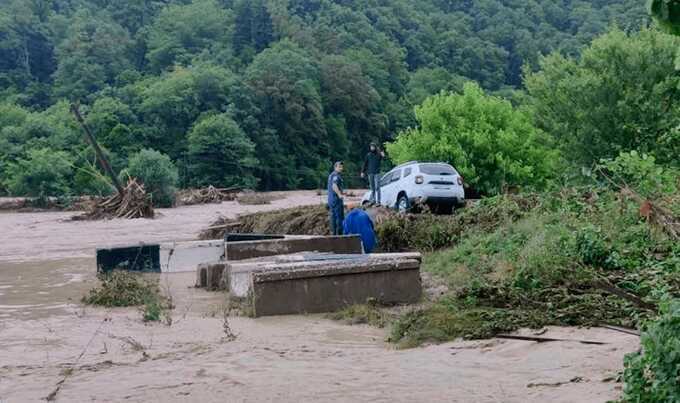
[175,186,241,206]
[73,178,154,220]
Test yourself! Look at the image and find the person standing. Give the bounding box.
[327,161,345,235]
[361,143,384,205]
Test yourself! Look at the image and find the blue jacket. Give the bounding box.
[343,209,376,253]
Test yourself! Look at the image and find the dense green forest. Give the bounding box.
[0,0,654,197]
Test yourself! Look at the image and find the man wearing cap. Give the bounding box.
[327,161,345,235]
[361,143,385,206]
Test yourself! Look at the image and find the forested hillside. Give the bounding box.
[0,0,649,195]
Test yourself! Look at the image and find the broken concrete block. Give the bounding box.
[225,235,363,260]
[196,262,229,290]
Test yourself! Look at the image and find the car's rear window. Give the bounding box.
[418,163,457,176]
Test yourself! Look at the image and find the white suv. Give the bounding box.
[362,162,465,213]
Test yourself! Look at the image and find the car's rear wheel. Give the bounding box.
[396,194,410,213]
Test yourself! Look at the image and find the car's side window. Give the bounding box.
[380,172,392,187]
[391,169,401,182]
[404,167,412,178]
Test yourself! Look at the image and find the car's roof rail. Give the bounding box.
[394,160,418,169]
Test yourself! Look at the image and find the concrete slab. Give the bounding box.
[250,258,422,317]
[226,253,422,298]
[225,235,363,260]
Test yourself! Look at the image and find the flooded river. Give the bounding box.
[0,192,638,402]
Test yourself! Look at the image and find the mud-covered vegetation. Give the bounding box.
[82,271,172,322]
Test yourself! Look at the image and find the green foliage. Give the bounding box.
[244,40,327,189]
[388,187,679,347]
[121,149,178,207]
[623,299,680,402]
[82,271,160,307]
[649,0,680,35]
[598,151,679,198]
[82,270,172,322]
[146,0,232,71]
[4,148,72,197]
[386,83,559,195]
[187,113,258,188]
[525,29,680,168]
[0,0,651,195]
[53,10,133,101]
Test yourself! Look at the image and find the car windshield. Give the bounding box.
[418,163,457,176]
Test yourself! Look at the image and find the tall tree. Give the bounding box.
[525,28,680,168]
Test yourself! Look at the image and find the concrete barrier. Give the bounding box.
[250,258,422,317]
[225,235,363,260]
[97,235,363,273]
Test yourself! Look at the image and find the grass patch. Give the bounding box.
[327,303,393,328]
[82,271,173,322]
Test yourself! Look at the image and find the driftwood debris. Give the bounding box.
[74,178,154,220]
[176,186,241,206]
[496,334,607,345]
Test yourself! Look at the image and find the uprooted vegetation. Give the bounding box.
[82,271,173,322]
[388,187,679,347]
[73,178,154,220]
[175,186,240,206]
[200,204,332,239]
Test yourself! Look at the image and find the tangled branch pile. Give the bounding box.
[74,178,154,220]
[199,204,331,239]
[175,186,240,206]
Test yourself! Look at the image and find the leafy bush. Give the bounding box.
[598,151,678,198]
[83,271,172,322]
[82,271,161,307]
[525,29,680,168]
[4,148,73,197]
[386,82,559,195]
[623,299,680,402]
[120,149,178,207]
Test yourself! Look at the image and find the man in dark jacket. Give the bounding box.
[361,143,384,205]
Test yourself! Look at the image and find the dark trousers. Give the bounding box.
[329,201,344,236]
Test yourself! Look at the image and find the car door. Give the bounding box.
[383,169,402,207]
[379,171,395,207]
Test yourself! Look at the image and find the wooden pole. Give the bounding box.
[70,103,124,195]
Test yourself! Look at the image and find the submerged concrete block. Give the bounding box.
[96,244,160,273]
[221,254,422,316]
[160,240,224,273]
[195,262,228,290]
[225,235,363,261]
[250,258,422,317]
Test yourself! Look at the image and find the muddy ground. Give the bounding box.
[0,191,638,402]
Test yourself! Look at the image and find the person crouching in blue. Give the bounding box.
[327,161,345,235]
[343,207,377,253]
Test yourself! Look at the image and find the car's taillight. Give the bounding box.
[457,176,464,186]
[415,175,424,184]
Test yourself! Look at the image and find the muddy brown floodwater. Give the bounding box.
[0,191,639,402]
